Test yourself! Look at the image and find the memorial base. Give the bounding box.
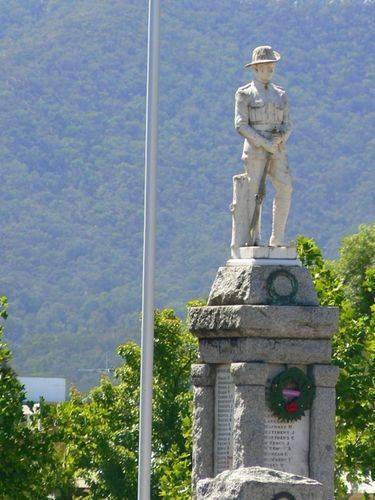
[197,466,323,500]
[189,252,339,500]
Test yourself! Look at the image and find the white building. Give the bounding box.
[18,376,66,403]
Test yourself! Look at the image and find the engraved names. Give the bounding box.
[214,365,234,474]
[264,407,310,477]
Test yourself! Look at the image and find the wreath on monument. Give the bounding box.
[268,367,315,422]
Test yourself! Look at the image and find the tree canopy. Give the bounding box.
[47,309,197,499]
[0,296,60,498]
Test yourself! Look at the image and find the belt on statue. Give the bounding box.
[251,123,281,131]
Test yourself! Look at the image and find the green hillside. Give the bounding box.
[0,0,373,389]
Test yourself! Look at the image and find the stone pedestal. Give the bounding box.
[197,467,323,500]
[189,249,339,500]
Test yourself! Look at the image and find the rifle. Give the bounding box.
[248,126,281,245]
[248,152,273,245]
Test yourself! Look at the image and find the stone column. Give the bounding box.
[230,362,268,468]
[191,363,215,495]
[309,364,340,500]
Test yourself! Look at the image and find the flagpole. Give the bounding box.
[137,0,160,498]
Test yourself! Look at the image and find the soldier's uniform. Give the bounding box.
[232,46,293,251]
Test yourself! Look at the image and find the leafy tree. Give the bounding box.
[158,413,193,499]
[336,224,375,314]
[51,309,197,499]
[297,225,375,497]
[0,296,60,499]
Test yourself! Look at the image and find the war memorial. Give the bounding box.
[188,46,339,499]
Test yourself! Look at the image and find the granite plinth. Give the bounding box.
[189,305,339,339]
[198,337,332,365]
[207,265,318,306]
[197,467,323,500]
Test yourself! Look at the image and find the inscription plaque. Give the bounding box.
[264,407,310,476]
[214,363,310,477]
[214,365,234,474]
[264,364,310,476]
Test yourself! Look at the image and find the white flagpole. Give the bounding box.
[137,0,160,498]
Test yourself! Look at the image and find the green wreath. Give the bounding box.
[268,367,315,422]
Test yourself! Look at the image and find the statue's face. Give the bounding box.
[252,62,276,84]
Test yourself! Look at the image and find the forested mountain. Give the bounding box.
[0,0,373,389]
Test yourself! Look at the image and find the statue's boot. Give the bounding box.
[269,193,291,246]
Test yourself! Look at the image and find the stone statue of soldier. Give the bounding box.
[231,45,292,257]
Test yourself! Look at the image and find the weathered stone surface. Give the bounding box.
[230,361,268,385]
[189,305,338,339]
[311,364,340,388]
[309,386,337,500]
[207,265,318,306]
[192,363,216,386]
[232,384,265,468]
[198,337,332,364]
[192,384,214,494]
[230,363,268,468]
[197,466,323,499]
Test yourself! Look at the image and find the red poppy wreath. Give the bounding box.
[268,367,315,422]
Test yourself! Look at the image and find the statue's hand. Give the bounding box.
[272,133,283,146]
[262,139,278,155]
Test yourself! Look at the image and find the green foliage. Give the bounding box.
[337,224,375,314]
[186,298,208,308]
[0,296,60,499]
[158,415,193,499]
[297,226,375,495]
[51,309,197,499]
[297,235,345,306]
[0,0,373,389]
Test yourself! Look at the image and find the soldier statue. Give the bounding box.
[231,45,292,257]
